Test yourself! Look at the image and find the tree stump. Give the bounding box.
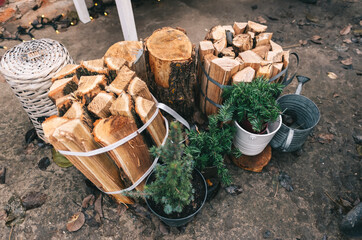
[231,145,272,172]
[145,27,196,120]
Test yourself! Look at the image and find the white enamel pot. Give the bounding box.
[233,115,282,156]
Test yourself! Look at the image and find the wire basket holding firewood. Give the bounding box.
[0,38,74,142]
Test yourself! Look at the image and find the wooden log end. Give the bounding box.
[232,67,256,84]
[87,91,116,119]
[247,21,268,33]
[255,32,273,47]
[252,45,271,59]
[77,75,107,105]
[104,56,127,71]
[127,77,154,102]
[106,65,135,95]
[48,75,79,103]
[233,22,248,35]
[233,34,252,52]
[64,101,94,130]
[109,92,134,118]
[81,58,108,75]
[239,50,263,71]
[52,64,80,82]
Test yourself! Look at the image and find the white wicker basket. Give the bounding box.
[0,38,74,142]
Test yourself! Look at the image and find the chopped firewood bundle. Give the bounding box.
[43,42,167,204]
[198,21,290,115]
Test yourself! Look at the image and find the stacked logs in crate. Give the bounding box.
[43,41,167,205]
[198,21,290,115]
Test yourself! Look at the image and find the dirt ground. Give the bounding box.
[0,0,361,239]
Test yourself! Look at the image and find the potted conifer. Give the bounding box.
[221,77,283,156]
[144,122,207,227]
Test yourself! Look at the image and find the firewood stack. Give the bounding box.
[198,21,290,116]
[43,41,167,204]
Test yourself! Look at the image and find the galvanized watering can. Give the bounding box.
[270,75,320,152]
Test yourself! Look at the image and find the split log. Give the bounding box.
[146,27,195,120]
[76,75,107,105]
[255,32,273,47]
[52,64,80,82]
[135,96,166,147]
[232,67,255,84]
[256,61,273,79]
[246,21,268,33]
[106,66,135,95]
[64,101,93,130]
[109,92,134,118]
[266,51,283,63]
[221,47,236,58]
[127,77,154,102]
[87,92,116,118]
[247,31,255,40]
[81,59,108,75]
[43,117,133,204]
[104,56,127,72]
[197,40,215,83]
[252,45,270,59]
[56,94,76,116]
[235,57,246,71]
[239,50,263,71]
[199,54,218,113]
[214,38,227,56]
[204,58,240,115]
[272,62,283,82]
[282,51,290,69]
[104,41,147,81]
[233,22,247,35]
[222,25,235,35]
[48,75,79,103]
[233,34,252,52]
[270,40,283,52]
[205,25,226,42]
[93,116,152,191]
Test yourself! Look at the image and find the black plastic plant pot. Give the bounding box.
[145,168,207,227]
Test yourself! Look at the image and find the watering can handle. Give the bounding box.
[295,75,311,95]
[282,129,294,151]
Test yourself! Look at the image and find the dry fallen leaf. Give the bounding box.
[343,38,352,44]
[257,16,267,24]
[66,212,85,232]
[341,58,353,66]
[299,40,308,46]
[94,194,103,218]
[340,24,352,36]
[81,194,95,209]
[333,93,339,98]
[356,49,362,55]
[317,133,334,144]
[327,72,338,79]
[311,35,322,44]
[117,204,127,216]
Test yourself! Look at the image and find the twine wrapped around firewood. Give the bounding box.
[0,38,74,141]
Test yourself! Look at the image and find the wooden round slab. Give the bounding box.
[146,27,192,61]
[104,41,143,64]
[231,145,272,172]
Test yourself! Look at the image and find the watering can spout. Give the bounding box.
[295,75,311,95]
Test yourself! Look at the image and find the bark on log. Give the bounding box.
[104,41,147,81]
[204,58,240,115]
[87,92,116,118]
[93,116,152,191]
[106,65,135,95]
[43,117,133,204]
[127,77,154,102]
[52,64,80,82]
[64,101,93,130]
[135,96,166,147]
[232,66,255,84]
[199,54,218,114]
[146,27,195,120]
[48,75,79,103]
[76,75,107,105]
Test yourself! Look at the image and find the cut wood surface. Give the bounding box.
[256,61,273,79]
[52,64,80,82]
[282,50,290,69]
[200,54,218,113]
[221,47,236,58]
[43,117,133,204]
[64,101,93,130]
[199,41,215,61]
[56,94,76,116]
[127,77,154,102]
[222,25,235,35]
[135,96,166,147]
[204,58,240,115]
[239,50,263,71]
[266,51,283,63]
[232,66,255,84]
[93,116,152,191]
[247,21,268,33]
[252,45,270,59]
[87,92,116,118]
[206,25,226,42]
[270,40,283,52]
[106,66,135,95]
[233,22,247,35]
[255,32,273,46]
[109,92,134,118]
[146,27,195,120]
[48,75,79,103]
[81,59,108,74]
[233,34,252,52]
[213,38,227,56]
[247,31,255,39]
[272,62,283,82]
[231,145,272,172]
[104,56,127,71]
[104,41,147,80]
[76,75,107,105]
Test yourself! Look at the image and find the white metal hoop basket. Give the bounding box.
[0,38,74,142]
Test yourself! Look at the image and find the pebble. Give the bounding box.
[225,185,243,196]
[340,202,362,237]
[38,157,51,171]
[278,172,294,192]
[352,132,362,144]
[21,191,47,210]
[334,44,349,52]
[263,230,272,238]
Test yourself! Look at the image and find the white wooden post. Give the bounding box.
[72,0,91,24]
[115,0,138,41]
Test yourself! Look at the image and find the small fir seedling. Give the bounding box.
[145,122,194,215]
[186,114,235,186]
[221,77,283,132]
